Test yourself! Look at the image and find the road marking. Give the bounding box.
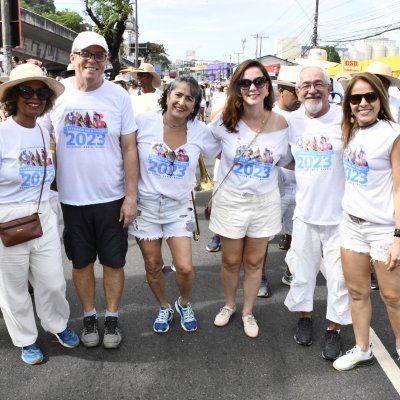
[370,328,400,393]
[320,263,400,394]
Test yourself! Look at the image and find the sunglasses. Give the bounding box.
[348,92,379,105]
[238,76,267,90]
[18,85,52,101]
[137,72,150,78]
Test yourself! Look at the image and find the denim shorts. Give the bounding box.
[340,213,393,262]
[209,186,281,239]
[129,196,195,240]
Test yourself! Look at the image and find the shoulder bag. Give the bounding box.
[0,126,46,247]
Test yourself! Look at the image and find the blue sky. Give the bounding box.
[53,0,400,63]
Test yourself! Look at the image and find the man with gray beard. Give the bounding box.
[284,66,351,362]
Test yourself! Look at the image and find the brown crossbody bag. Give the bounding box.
[0,126,46,247]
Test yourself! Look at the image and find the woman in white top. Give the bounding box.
[0,63,79,365]
[333,72,400,371]
[130,76,219,334]
[209,60,290,338]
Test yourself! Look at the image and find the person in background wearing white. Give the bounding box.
[333,72,400,371]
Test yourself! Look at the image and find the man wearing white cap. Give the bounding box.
[365,61,400,123]
[40,31,138,349]
[284,65,351,361]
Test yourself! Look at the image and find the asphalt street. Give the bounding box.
[1,188,400,400]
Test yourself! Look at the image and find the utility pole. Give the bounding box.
[234,52,241,67]
[241,38,246,61]
[224,54,232,77]
[259,34,269,58]
[311,0,319,48]
[134,0,139,66]
[1,0,12,75]
[252,34,268,60]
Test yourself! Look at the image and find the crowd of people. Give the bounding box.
[0,31,399,373]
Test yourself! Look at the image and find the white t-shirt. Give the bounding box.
[0,118,54,204]
[288,104,344,225]
[342,120,400,225]
[40,78,137,205]
[209,113,291,195]
[136,111,220,200]
[274,104,296,187]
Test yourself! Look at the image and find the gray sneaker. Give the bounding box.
[81,315,100,348]
[103,316,122,349]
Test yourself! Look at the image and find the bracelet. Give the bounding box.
[394,229,400,237]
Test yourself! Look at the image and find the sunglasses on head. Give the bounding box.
[348,92,379,105]
[18,85,52,101]
[238,76,267,90]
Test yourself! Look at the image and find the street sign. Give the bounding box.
[343,60,360,72]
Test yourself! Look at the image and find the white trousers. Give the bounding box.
[280,183,296,235]
[284,218,351,325]
[0,201,70,347]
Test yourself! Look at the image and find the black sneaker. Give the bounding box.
[322,329,342,360]
[294,317,313,346]
[103,316,122,349]
[279,234,292,250]
[371,272,379,290]
[81,315,100,348]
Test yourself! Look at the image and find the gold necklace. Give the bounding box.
[163,116,187,129]
[244,111,271,133]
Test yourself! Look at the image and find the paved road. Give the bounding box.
[1,188,399,400]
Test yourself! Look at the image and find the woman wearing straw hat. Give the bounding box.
[0,63,79,365]
[333,72,400,370]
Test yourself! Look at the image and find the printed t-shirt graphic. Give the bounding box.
[63,111,108,148]
[343,145,369,186]
[148,143,189,179]
[233,144,275,180]
[18,145,55,189]
[293,135,334,171]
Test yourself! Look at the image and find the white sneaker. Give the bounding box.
[214,306,236,327]
[242,314,259,338]
[333,345,374,371]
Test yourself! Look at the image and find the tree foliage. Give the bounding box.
[21,0,56,14]
[323,46,341,63]
[84,0,133,78]
[138,42,171,69]
[43,11,90,32]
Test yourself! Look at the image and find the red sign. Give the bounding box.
[343,60,360,72]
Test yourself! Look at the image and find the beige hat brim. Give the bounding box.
[276,80,296,88]
[0,76,64,102]
[350,71,400,88]
[295,58,339,69]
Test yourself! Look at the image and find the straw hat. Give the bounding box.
[0,63,64,102]
[276,65,301,87]
[130,63,162,88]
[295,48,339,69]
[365,61,400,88]
[0,76,9,83]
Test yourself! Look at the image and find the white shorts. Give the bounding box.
[129,196,195,240]
[209,186,281,239]
[340,213,393,262]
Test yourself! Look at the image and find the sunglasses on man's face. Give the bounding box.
[238,76,267,90]
[348,92,379,105]
[18,85,52,101]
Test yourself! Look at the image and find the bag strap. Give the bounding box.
[211,131,259,200]
[36,125,47,214]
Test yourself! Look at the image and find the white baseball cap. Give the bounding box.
[71,31,108,53]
